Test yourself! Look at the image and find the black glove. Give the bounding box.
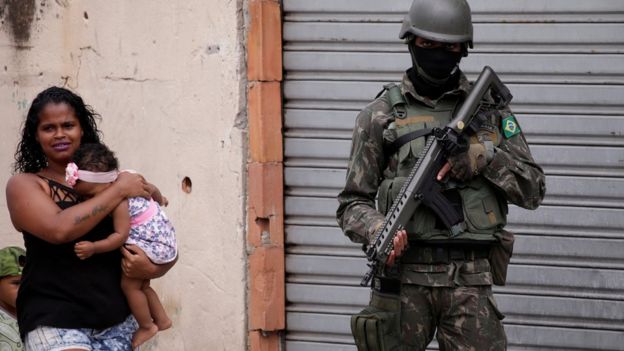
[448,130,496,181]
[448,141,488,181]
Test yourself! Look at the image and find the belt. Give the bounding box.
[401,245,490,264]
[371,276,400,295]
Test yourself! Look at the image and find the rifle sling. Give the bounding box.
[384,128,433,157]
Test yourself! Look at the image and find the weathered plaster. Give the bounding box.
[0,0,37,44]
[0,1,246,350]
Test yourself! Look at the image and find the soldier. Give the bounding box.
[337,0,546,350]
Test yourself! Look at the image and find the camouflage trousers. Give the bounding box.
[399,284,506,351]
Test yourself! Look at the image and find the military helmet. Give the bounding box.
[399,0,473,49]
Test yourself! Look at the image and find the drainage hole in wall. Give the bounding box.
[181,177,192,194]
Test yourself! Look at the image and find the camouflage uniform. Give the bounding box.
[0,247,25,351]
[337,72,546,350]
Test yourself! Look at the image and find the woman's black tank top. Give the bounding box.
[16,177,130,338]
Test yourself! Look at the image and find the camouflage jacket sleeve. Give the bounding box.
[481,109,546,209]
[336,103,389,245]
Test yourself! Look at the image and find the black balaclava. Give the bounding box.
[407,41,462,99]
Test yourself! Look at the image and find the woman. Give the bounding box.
[6,87,175,350]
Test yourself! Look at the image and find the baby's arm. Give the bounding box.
[75,200,131,260]
[147,183,168,207]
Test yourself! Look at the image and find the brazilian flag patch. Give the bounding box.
[502,115,521,138]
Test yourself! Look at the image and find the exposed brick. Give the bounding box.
[248,81,283,163]
[247,0,284,348]
[248,162,284,247]
[247,0,282,82]
[248,246,285,331]
[249,330,281,351]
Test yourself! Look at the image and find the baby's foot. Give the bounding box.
[132,324,158,350]
[156,317,172,331]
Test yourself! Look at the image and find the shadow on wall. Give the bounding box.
[0,0,37,44]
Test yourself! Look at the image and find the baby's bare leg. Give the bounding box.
[121,276,158,349]
[142,280,172,330]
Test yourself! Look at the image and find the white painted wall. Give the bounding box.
[0,1,247,349]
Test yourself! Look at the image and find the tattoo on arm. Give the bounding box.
[74,205,108,225]
[91,205,107,216]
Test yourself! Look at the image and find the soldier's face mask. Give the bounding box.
[409,44,462,80]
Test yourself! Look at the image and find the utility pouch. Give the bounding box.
[351,291,402,351]
[489,230,515,286]
[458,177,507,233]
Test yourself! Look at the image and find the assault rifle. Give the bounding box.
[361,66,512,287]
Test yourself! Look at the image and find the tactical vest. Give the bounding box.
[377,84,507,243]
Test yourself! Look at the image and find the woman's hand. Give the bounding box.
[158,195,169,207]
[121,244,176,279]
[146,183,168,206]
[115,172,150,199]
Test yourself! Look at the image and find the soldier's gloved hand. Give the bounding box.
[448,140,488,182]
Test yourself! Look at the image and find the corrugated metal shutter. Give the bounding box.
[282,1,624,350]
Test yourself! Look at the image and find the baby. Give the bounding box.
[65,143,176,349]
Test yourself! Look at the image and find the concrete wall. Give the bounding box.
[0,0,247,349]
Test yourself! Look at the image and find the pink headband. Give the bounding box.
[65,162,119,187]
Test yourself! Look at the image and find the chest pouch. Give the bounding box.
[458,177,508,233]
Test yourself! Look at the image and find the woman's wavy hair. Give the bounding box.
[13,87,102,174]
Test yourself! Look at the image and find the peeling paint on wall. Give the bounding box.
[0,0,38,44]
[54,0,69,8]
